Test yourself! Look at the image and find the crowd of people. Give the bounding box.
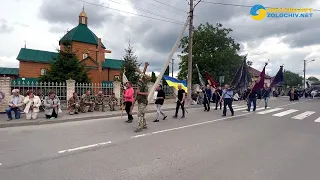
[5,89,118,121]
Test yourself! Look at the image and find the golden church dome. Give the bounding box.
[79,8,87,17]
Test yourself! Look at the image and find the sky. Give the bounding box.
[0,0,320,79]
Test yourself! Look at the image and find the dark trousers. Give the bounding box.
[223,98,234,115]
[247,98,257,111]
[203,98,210,111]
[175,100,185,116]
[215,98,222,109]
[46,109,58,118]
[125,101,133,120]
[5,107,21,119]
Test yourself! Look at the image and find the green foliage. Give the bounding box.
[151,71,157,83]
[177,23,242,84]
[162,65,170,85]
[39,40,90,83]
[307,76,319,82]
[284,70,303,87]
[122,42,140,84]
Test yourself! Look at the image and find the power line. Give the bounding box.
[137,0,188,17]
[79,0,185,25]
[200,1,320,11]
[106,0,185,23]
[144,0,188,13]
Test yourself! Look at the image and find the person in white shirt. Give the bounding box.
[23,90,42,120]
[311,90,317,98]
[233,93,240,101]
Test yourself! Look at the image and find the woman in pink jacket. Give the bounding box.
[123,82,134,123]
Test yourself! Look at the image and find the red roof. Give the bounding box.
[248,66,272,79]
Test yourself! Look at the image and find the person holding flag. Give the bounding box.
[214,86,222,110]
[261,84,271,108]
[246,83,258,112]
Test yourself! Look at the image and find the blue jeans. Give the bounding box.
[247,98,257,111]
[264,97,269,108]
[5,107,21,120]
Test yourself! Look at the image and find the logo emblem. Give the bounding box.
[250,4,267,20]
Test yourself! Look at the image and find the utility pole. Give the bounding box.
[171,58,174,77]
[303,60,306,89]
[303,59,315,89]
[187,0,194,105]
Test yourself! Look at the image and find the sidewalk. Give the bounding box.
[0,102,202,128]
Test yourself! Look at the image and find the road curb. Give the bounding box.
[0,105,201,128]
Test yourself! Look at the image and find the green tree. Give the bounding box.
[178,23,242,84]
[151,71,157,83]
[284,70,303,87]
[307,76,319,82]
[39,40,90,83]
[122,42,140,84]
[162,65,170,85]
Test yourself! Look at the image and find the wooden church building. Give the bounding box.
[15,8,123,83]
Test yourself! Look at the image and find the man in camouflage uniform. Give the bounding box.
[80,90,95,113]
[68,92,80,115]
[94,91,106,112]
[108,93,118,111]
[135,77,149,132]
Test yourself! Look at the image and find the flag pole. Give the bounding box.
[147,16,190,102]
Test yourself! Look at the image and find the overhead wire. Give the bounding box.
[106,0,185,23]
[78,0,185,25]
[143,0,188,13]
[200,1,320,11]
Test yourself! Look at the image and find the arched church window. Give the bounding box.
[41,69,46,75]
[83,53,88,59]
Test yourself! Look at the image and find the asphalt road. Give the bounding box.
[1,97,320,180]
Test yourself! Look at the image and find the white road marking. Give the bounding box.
[233,107,249,111]
[242,107,270,112]
[273,109,299,117]
[130,112,252,139]
[257,108,283,114]
[58,141,112,154]
[314,117,320,122]
[292,111,315,120]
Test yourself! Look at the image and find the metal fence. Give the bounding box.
[75,82,114,99]
[11,81,67,101]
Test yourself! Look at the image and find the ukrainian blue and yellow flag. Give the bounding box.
[163,75,188,93]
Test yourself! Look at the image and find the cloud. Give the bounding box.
[39,0,112,27]
[0,19,14,33]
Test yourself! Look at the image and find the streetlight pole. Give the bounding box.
[303,59,315,89]
[171,59,174,77]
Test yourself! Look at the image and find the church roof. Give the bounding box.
[0,67,19,75]
[16,48,123,69]
[59,24,106,48]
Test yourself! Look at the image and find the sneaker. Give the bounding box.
[231,112,234,116]
[163,116,167,120]
[172,115,177,118]
[153,119,159,122]
[125,120,132,123]
[181,116,185,118]
[7,118,12,121]
[222,114,226,117]
[50,117,55,120]
[75,112,78,114]
[143,126,148,129]
[135,128,142,132]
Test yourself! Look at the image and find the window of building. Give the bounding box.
[82,17,86,24]
[83,53,88,59]
[41,69,46,75]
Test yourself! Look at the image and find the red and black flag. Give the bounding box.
[252,63,267,91]
[205,72,217,88]
[270,65,284,87]
[230,55,252,90]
